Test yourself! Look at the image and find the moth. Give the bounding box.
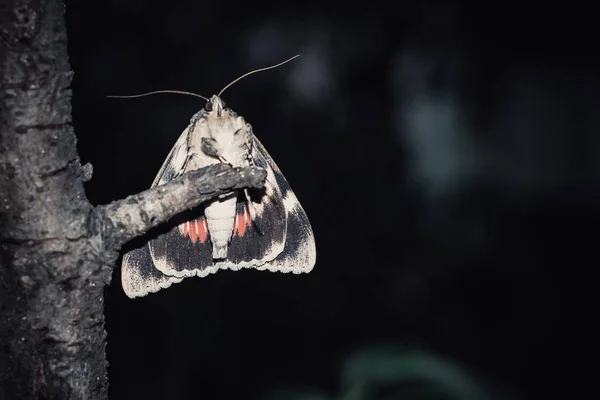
[116,56,316,298]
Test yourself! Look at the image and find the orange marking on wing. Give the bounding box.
[233,205,251,237]
[182,221,189,237]
[238,210,247,237]
[188,220,198,243]
[197,218,209,243]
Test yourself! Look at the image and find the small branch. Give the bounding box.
[97,163,267,249]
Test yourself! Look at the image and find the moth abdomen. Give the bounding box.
[204,192,238,259]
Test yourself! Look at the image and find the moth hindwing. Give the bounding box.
[121,95,316,298]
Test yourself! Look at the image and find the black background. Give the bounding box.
[65,2,595,399]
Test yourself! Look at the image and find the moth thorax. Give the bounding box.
[204,192,238,259]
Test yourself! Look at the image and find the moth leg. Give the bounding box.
[201,137,231,165]
[173,154,192,179]
[176,152,205,178]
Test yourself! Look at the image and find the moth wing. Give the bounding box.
[121,236,184,298]
[220,131,291,268]
[151,125,191,187]
[144,121,222,277]
[247,136,316,273]
[120,125,190,297]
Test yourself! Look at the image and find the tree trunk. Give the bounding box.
[0,1,266,398]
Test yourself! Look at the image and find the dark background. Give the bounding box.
[65,2,595,399]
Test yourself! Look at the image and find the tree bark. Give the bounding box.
[0,1,267,399]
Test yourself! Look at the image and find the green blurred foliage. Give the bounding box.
[261,345,507,400]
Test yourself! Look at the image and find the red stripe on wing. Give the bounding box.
[233,204,251,237]
[198,218,208,243]
[189,220,198,242]
[181,218,209,244]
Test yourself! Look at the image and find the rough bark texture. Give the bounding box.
[0,1,267,399]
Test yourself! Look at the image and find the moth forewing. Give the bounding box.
[248,136,316,273]
[151,123,193,187]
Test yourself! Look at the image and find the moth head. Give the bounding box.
[204,95,227,117]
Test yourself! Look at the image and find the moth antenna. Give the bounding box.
[217,54,300,97]
[107,90,209,102]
